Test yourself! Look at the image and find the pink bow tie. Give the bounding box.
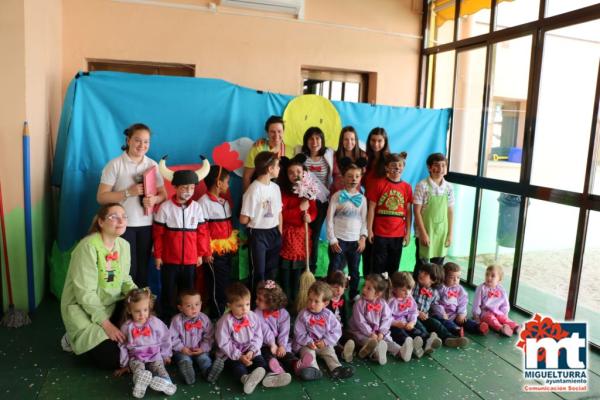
[420,287,433,298]
[447,290,459,298]
[185,320,203,331]
[309,317,326,327]
[488,289,501,298]
[262,310,279,319]
[367,303,382,312]
[233,318,250,333]
[132,326,151,339]
[398,298,412,311]
[106,251,119,261]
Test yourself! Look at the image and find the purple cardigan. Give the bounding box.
[388,294,418,325]
[215,311,263,360]
[472,283,510,319]
[432,284,468,320]
[348,297,393,341]
[169,312,214,353]
[256,308,291,352]
[119,316,172,367]
[293,308,341,352]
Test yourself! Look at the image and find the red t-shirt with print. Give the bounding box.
[366,178,413,238]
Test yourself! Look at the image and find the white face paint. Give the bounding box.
[179,191,193,201]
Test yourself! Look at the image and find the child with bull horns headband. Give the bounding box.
[153,156,212,322]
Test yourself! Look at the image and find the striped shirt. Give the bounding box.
[305,156,330,187]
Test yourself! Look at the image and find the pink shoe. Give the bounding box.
[479,322,489,335]
[268,358,285,374]
[297,352,314,369]
[500,324,513,337]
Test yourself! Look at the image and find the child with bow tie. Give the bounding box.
[432,263,489,336]
[169,289,224,385]
[472,265,521,336]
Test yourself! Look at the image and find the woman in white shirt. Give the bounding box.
[96,123,167,287]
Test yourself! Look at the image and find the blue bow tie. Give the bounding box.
[339,191,362,207]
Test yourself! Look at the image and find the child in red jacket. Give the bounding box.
[278,155,317,304]
[154,158,211,322]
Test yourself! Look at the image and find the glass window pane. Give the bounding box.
[546,0,599,17]
[473,190,521,294]
[530,20,600,192]
[450,47,487,175]
[446,183,477,273]
[576,211,600,344]
[516,199,579,320]
[483,36,532,182]
[426,50,455,109]
[344,82,359,103]
[593,112,600,194]
[330,81,342,101]
[457,0,491,40]
[495,0,539,30]
[426,0,455,47]
[322,81,330,98]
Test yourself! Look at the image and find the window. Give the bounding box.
[421,0,600,345]
[88,59,195,77]
[302,69,369,103]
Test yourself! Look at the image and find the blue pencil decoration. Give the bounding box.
[22,121,35,312]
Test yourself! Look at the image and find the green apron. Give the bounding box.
[419,181,449,260]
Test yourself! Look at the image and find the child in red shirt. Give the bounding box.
[366,152,412,276]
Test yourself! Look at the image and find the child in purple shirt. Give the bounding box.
[255,280,315,381]
[293,281,354,380]
[118,288,176,398]
[388,272,431,359]
[215,282,287,394]
[472,265,520,336]
[432,263,489,336]
[348,274,408,364]
[169,289,224,385]
[326,271,355,363]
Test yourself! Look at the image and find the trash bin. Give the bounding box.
[496,193,521,248]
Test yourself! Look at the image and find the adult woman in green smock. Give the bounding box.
[61,203,137,369]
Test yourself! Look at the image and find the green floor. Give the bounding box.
[1,295,599,400]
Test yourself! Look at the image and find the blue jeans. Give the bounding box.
[173,351,212,376]
[328,239,361,298]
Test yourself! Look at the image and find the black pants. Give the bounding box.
[413,240,445,278]
[420,317,456,340]
[279,259,303,305]
[372,236,403,275]
[261,346,299,373]
[309,200,328,273]
[205,253,233,318]
[361,240,372,278]
[390,324,428,345]
[121,225,153,287]
[328,239,361,298]
[84,300,125,369]
[227,355,267,381]
[160,264,195,322]
[248,227,281,294]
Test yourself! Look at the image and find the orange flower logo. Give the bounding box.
[516,314,570,362]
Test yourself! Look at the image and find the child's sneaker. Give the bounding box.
[177,359,196,384]
[149,376,177,396]
[132,370,152,399]
[500,324,513,336]
[330,365,354,379]
[207,357,225,383]
[398,337,413,362]
[358,338,378,359]
[60,333,73,353]
[268,358,285,374]
[373,341,388,365]
[444,336,470,348]
[412,336,425,358]
[342,339,355,363]
[262,371,292,388]
[424,332,442,354]
[299,367,322,381]
[241,367,266,394]
[479,322,489,335]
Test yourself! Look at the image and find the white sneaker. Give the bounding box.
[241,367,266,394]
[373,341,388,365]
[262,372,291,388]
[60,333,73,353]
[342,339,355,363]
[132,370,152,398]
[412,336,424,359]
[149,376,177,396]
[398,337,413,362]
[424,332,442,354]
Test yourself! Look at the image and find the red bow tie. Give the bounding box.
[185,320,203,331]
[367,303,382,312]
[106,251,119,261]
[398,298,412,311]
[132,325,151,339]
[420,287,433,298]
[331,299,344,309]
[309,317,326,327]
[447,290,459,298]
[488,289,501,298]
[233,318,250,333]
[263,310,279,319]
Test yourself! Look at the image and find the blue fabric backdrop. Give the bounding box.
[52,71,450,250]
